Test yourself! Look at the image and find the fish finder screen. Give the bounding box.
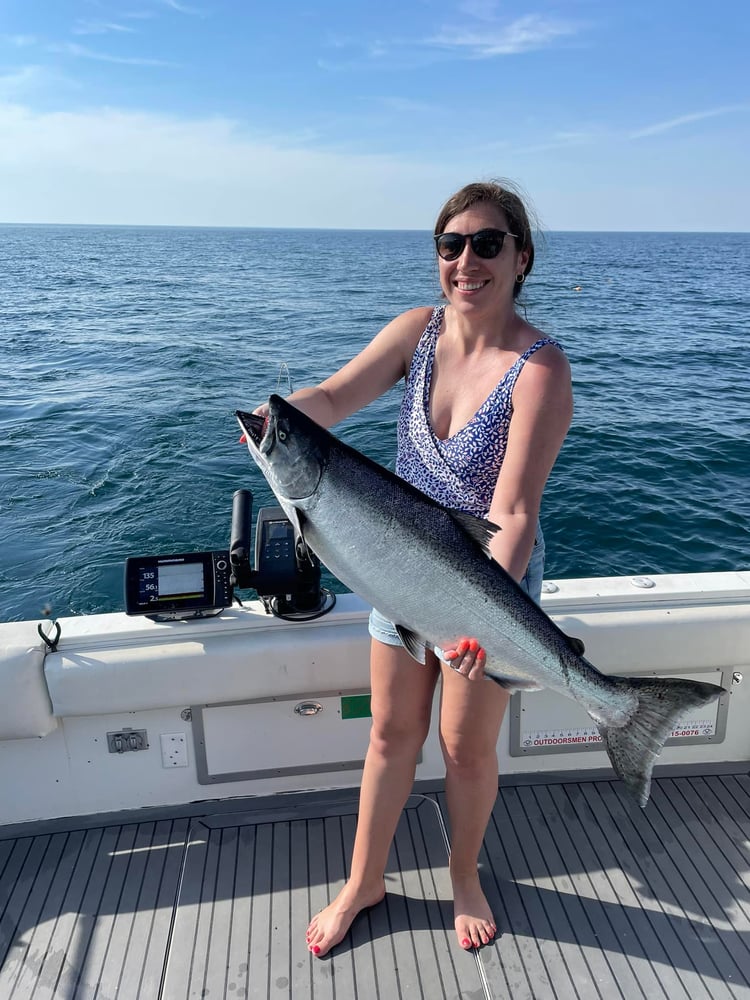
[157,562,205,598]
[137,561,205,603]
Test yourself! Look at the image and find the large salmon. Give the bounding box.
[237,396,724,806]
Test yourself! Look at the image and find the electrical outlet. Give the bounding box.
[107,729,148,754]
[160,732,188,768]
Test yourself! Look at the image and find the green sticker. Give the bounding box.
[340,694,372,720]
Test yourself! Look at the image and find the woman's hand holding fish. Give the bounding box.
[239,403,269,444]
[444,637,486,680]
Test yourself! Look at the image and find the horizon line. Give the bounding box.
[1,221,748,235]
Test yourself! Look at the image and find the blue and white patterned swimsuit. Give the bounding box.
[369,305,561,641]
[396,305,562,517]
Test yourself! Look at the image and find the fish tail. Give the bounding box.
[597,676,724,808]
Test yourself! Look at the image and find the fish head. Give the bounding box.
[237,394,327,503]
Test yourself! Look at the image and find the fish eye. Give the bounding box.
[277,428,287,442]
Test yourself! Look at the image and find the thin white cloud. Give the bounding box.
[319,11,583,71]
[0,100,453,228]
[318,48,440,73]
[0,66,45,98]
[374,96,438,115]
[630,104,749,139]
[1,99,748,231]
[47,41,175,67]
[426,13,580,57]
[73,21,137,36]
[368,40,389,58]
[0,63,80,101]
[510,133,593,155]
[458,0,501,22]
[323,32,358,49]
[161,0,205,14]
[475,129,595,156]
[3,34,38,47]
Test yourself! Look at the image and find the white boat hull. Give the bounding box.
[1,571,748,830]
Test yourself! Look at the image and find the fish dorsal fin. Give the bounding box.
[566,634,586,655]
[395,625,427,664]
[448,510,501,558]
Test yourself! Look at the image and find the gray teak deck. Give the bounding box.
[1,774,749,999]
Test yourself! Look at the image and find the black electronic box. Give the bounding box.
[124,490,323,621]
[124,551,232,618]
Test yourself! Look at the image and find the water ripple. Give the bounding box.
[0,225,748,620]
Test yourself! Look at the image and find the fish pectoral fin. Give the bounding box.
[293,518,317,567]
[566,634,586,655]
[394,626,428,665]
[488,677,544,692]
[447,510,501,558]
[285,507,316,565]
[287,506,306,542]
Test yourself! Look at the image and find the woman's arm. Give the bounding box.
[452,343,573,681]
[486,343,573,582]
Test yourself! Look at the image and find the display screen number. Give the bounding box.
[138,562,205,603]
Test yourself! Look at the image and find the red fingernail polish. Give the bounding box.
[468,638,479,652]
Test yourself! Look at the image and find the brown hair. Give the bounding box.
[434,180,535,298]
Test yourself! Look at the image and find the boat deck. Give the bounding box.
[1,773,749,999]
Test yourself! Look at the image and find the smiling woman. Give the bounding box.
[433,180,536,299]
[249,178,573,957]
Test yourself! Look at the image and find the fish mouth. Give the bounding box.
[236,410,269,450]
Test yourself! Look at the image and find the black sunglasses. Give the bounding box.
[434,228,518,261]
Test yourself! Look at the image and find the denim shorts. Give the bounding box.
[368,525,545,647]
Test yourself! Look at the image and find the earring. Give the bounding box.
[516,273,525,284]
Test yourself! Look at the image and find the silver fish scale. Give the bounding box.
[303,443,636,720]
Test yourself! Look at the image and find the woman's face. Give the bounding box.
[436,202,529,314]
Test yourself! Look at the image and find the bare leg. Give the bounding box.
[306,639,438,956]
[439,667,509,949]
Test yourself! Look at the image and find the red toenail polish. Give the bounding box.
[313,945,320,954]
[462,938,471,948]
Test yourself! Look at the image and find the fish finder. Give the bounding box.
[124,489,328,621]
[124,551,232,618]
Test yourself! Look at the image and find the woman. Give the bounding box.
[254,180,573,955]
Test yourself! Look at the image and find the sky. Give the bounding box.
[0,0,748,231]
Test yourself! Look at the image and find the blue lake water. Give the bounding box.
[1,225,748,622]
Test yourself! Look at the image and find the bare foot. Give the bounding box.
[452,872,496,949]
[306,881,385,957]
